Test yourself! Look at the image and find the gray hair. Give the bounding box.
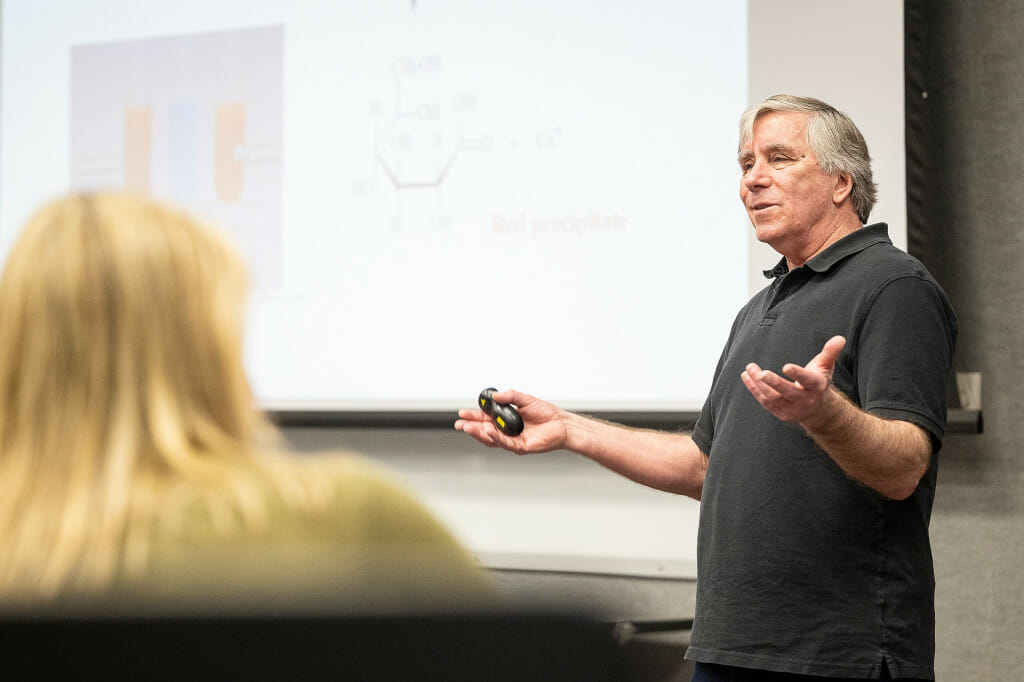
[738,95,878,223]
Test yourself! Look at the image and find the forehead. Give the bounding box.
[742,110,811,154]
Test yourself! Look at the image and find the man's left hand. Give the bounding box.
[741,335,846,423]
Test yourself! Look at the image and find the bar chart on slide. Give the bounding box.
[69,25,284,290]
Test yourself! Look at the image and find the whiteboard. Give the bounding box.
[0,1,904,418]
[1,0,746,414]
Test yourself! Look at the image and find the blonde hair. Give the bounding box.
[0,192,323,601]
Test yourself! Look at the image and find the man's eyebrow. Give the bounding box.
[763,142,798,156]
[738,142,800,165]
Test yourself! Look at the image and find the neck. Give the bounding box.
[784,215,862,270]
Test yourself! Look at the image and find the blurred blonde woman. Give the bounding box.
[0,192,491,610]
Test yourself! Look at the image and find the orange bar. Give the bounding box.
[215,102,246,202]
[123,106,152,193]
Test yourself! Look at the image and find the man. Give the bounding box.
[455,95,957,681]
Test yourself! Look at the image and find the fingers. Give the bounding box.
[742,363,783,402]
[740,368,766,404]
[750,362,822,399]
[490,388,526,407]
[780,335,845,389]
[743,363,810,423]
[456,407,490,422]
[457,388,565,455]
[454,417,503,447]
[780,362,826,393]
[458,388,526,440]
[741,336,846,423]
[817,335,846,368]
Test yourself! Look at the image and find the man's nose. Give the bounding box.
[743,159,771,189]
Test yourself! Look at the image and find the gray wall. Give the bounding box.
[922,2,1024,679]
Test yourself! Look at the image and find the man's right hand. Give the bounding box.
[454,388,569,455]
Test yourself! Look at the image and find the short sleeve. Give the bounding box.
[854,274,958,448]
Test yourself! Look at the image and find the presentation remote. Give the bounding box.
[478,387,524,436]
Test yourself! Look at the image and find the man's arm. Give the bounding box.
[563,411,708,499]
[800,386,931,500]
[455,389,708,500]
[742,336,931,500]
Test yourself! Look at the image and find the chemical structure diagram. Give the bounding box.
[373,54,483,191]
[352,53,563,234]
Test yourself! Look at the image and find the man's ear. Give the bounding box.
[833,172,854,205]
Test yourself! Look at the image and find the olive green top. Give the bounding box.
[39,454,497,616]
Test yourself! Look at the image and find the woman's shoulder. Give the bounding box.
[136,450,498,612]
[260,450,452,533]
[152,449,461,545]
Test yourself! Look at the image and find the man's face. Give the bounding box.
[738,111,841,263]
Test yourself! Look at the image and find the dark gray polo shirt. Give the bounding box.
[686,224,957,679]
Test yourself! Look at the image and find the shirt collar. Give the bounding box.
[762,223,892,280]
